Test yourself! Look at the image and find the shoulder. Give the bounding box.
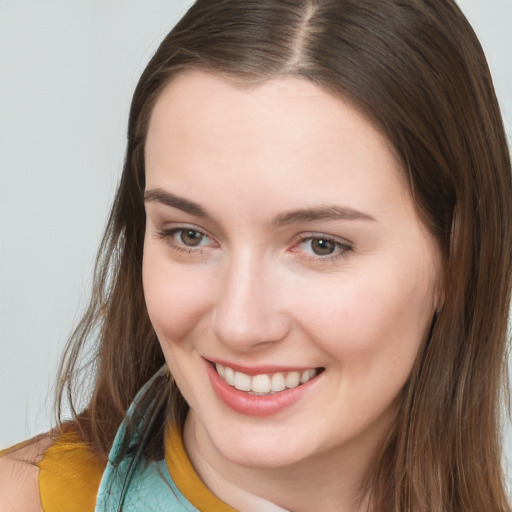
[37,428,106,512]
[0,429,107,512]
[0,435,52,512]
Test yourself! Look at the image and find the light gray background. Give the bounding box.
[1,0,511,481]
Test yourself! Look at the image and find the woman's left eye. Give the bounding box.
[294,236,351,260]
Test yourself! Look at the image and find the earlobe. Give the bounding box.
[432,245,446,315]
[435,286,445,314]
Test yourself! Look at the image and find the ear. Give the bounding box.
[434,280,445,313]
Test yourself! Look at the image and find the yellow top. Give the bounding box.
[37,424,237,512]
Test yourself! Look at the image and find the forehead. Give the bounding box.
[147,70,388,149]
[144,69,409,220]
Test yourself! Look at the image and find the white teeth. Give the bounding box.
[300,369,316,384]
[224,366,235,386]
[234,371,252,391]
[285,371,300,388]
[215,363,225,378]
[251,374,271,393]
[214,363,319,395]
[270,373,286,392]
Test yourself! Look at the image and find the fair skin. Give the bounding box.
[0,437,50,512]
[143,70,443,512]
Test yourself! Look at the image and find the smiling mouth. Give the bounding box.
[213,362,323,396]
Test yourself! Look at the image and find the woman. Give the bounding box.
[1,0,511,510]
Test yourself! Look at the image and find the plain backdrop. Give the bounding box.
[1,0,511,482]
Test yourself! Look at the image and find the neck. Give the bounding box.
[183,412,387,512]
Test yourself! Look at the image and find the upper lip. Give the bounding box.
[204,357,322,376]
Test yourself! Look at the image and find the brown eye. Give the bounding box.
[310,238,336,255]
[180,229,204,246]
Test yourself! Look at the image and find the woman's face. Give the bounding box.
[142,70,442,469]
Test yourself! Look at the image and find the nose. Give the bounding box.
[211,251,291,351]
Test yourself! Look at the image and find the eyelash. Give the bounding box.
[155,228,352,262]
[292,235,352,263]
[156,227,213,254]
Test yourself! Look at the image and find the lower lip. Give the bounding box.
[205,360,321,417]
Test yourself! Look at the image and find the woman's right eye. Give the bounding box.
[156,228,216,253]
[176,229,206,247]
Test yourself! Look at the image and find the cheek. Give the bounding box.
[142,250,214,344]
[298,263,436,373]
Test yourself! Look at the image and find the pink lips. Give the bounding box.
[204,359,322,417]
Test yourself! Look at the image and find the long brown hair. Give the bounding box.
[56,1,512,510]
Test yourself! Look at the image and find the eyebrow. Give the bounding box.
[144,189,211,218]
[273,206,376,226]
[144,188,376,225]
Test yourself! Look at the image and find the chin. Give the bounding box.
[200,416,328,469]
